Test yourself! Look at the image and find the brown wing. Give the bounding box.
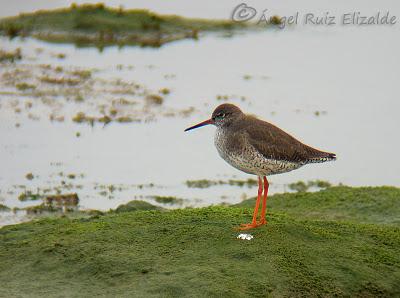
[235,116,335,163]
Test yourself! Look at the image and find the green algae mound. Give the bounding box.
[236,186,400,226]
[115,200,163,213]
[0,186,399,297]
[0,3,252,48]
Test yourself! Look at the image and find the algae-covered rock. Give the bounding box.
[115,200,162,213]
[1,187,399,297]
[0,201,399,297]
[0,4,256,47]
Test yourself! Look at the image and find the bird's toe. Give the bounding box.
[257,219,268,225]
[236,223,261,230]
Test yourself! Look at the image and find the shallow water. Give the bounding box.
[1,1,400,225]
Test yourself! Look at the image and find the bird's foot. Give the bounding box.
[257,218,268,225]
[236,222,262,230]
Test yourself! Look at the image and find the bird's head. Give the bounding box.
[184,104,243,131]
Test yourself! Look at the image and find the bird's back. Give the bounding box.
[214,115,335,176]
[242,116,336,164]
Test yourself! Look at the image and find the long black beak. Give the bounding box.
[184,119,214,132]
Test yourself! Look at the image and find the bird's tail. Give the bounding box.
[307,151,336,164]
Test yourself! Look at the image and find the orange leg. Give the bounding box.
[238,176,263,230]
[258,176,269,225]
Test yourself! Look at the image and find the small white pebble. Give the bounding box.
[237,233,254,241]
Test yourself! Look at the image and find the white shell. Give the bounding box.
[237,233,254,240]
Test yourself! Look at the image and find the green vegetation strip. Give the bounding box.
[236,186,400,226]
[0,186,399,297]
[0,3,261,47]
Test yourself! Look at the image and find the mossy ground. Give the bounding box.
[1,187,399,297]
[0,4,251,47]
[236,186,400,226]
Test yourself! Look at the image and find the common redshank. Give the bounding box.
[185,104,336,230]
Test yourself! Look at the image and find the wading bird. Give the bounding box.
[185,104,336,230]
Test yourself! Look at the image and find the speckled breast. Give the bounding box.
[214,128,302,176]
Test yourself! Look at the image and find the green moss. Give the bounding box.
[288,180,308,192]
[72,112,89,123]
[85,209,105,217]
[228,178,258,187]
[0,4,253,48]
[0,204,10,211]
[18,191,42,201]
[0,202,399,297]
[186,179,217,188]
[236,186,400,226]
[72,112,137,125]
[288,179,332,192]
[16,83,36,91]
[159,87,170,95]
[115,200,163,213]
[308,179,332,189]
[153,196,184,205]
[24,203,58,215]
[2,186,399,296]
[98,115,112,124]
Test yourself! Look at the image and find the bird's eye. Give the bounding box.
[212,112,226,121]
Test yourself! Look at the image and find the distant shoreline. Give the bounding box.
[0,3,271,48]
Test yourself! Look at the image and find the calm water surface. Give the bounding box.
[1,1,399,225]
